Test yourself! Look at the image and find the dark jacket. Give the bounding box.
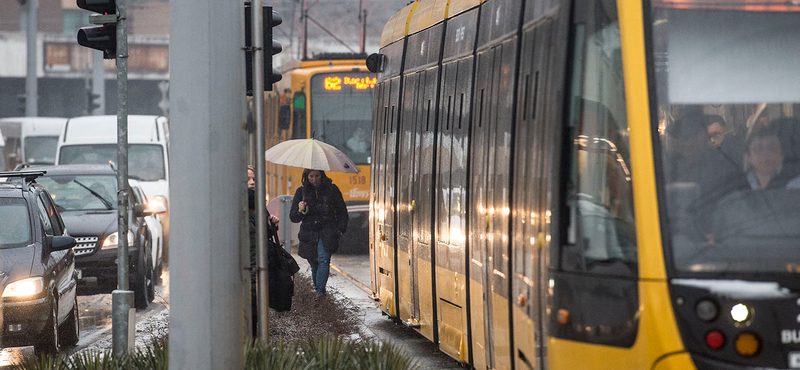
[248,210,278,277]
[290,178,348,259]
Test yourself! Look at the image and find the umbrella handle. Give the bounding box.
[300,193,308,214]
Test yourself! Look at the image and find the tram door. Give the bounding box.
[397,71,422,326]
[471,38,517,370]
[374,75,400,316]
[511,17,557,370]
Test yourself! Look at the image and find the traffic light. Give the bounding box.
[244,3,283,95]
[76,0,117,59]
[16,94,25,115]
[265,8,282,90]
[87,90,101,114]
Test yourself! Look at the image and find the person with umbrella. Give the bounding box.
[289,169,348,298]
[265,138,359,297]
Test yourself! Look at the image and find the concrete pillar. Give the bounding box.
[168,0,247,367]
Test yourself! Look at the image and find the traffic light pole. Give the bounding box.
[251,0,270,342]
[25,0,37,117]
[93,51,105,115]
[111,0,134,355]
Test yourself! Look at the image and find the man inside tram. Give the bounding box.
[665,112,747,245]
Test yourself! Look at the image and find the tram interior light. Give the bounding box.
[731,303,749,322]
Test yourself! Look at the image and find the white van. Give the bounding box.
[0,117,68,168]
[56,115,171,254]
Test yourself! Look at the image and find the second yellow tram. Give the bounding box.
[263,54,376,252]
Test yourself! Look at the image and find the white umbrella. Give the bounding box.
[264,138,360,173]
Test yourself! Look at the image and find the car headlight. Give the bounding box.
[3,277,44,298]
[103,231,135,249]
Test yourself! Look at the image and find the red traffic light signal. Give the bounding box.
[78,24,116,59]
[77,0,116,14]
[76,0,117,59]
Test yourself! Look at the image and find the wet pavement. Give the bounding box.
[328,253,465,370]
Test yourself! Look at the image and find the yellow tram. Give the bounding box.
[369,0,800,369]
[263,54,375,252]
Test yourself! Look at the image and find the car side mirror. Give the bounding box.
[134,204,153,217]
[49,235,76,251]
[148,202,167,215]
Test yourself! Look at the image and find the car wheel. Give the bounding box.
[34,295,59,357]
[134,252,153,309]
[59,294,80,347]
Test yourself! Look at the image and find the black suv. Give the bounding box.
[0,170,79,356]
[34,164,156,309]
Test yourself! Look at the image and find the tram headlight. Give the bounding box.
[731,303,750,322]
[695,299,719,322]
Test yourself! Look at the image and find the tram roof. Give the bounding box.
[380,0,484,48]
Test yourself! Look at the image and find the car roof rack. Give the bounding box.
[0,170,47,191]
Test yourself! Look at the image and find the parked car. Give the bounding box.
[33,164,159,309]
[0,170,79,356]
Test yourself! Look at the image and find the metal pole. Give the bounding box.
[302,0,307,60]
[362,10,367,54]
[358,0,364,54]
[112,0,134,355]
[251,0,270,342]
[92,50,105,115]
[25,0,37,117]
[169,0,245,366]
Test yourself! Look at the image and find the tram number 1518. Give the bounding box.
[349,175,367,185]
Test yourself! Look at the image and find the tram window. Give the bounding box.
[292,92,306,140]
[561,1,637,277]
[650,1,800,275]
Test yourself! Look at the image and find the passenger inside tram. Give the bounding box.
[743,124,800,190]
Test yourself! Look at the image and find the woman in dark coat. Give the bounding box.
[290,169,348,297]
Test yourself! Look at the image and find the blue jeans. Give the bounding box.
[307,240,331,295]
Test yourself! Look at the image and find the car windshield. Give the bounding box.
[24,136,59,164]
[648,1,800,275]
[0,198,32,248]
[59,144,165,181]
[310,72,375,165]
[37,175,117,211]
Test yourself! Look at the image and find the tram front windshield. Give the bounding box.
[310,72,375,165]
[649,2,800,278]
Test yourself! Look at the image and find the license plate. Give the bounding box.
[790,352,800,368]
[76,269,82,280]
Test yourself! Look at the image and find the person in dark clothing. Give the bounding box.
[247,188,279,338]
[289,169,348,297]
